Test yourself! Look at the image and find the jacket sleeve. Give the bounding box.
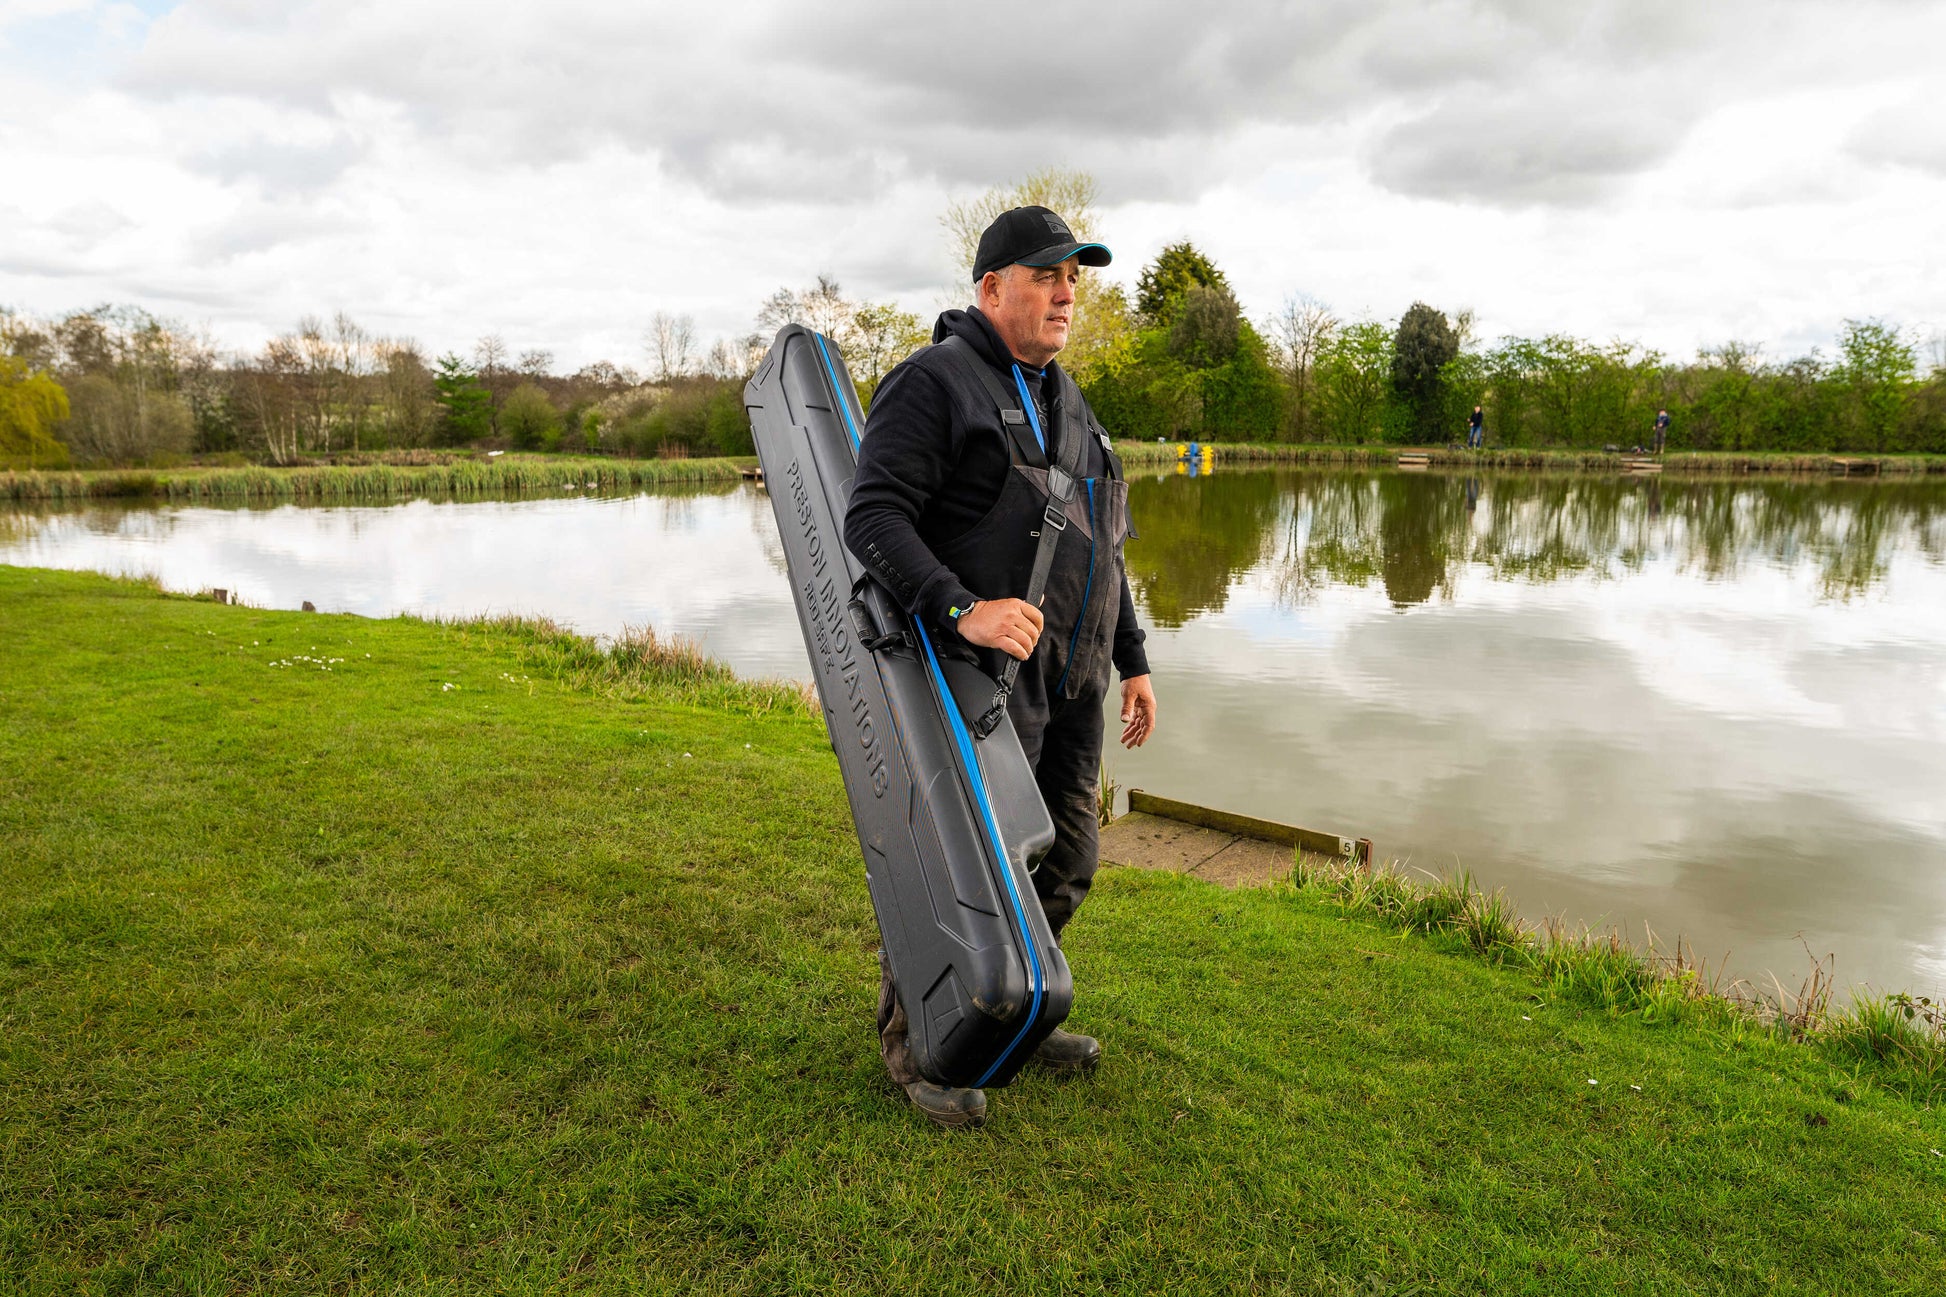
[842,362,979,631]
[1112,567,1149,679]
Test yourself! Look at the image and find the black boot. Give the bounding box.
[1033,1028,1101,1074]
[903,1080,988,1129]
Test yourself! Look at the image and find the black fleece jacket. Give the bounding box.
[843,307,1149,681]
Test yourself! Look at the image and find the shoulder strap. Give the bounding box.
[937,335,1030,438]
[969,364,1091,739]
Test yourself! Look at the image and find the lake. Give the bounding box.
[6,467,1944,1000]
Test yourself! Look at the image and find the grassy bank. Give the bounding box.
[0,453,755,503]
[1115,440,1946,476]
[4,567,1944,1294]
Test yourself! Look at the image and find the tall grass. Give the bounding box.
[426,611,816,717]
[0,454,752,502]
[1289,851,1946,1094]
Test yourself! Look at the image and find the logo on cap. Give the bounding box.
[1043,214,1071,237]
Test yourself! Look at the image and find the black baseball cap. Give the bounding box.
[972,206,1112,283]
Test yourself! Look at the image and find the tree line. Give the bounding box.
[6,167,1945,469]
[0,276,936,470]
[958,171,1946,456]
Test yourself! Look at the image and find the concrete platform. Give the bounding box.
[1097,790,1372,890]
[1098,811,1299,888]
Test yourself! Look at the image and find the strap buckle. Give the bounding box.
[971,698,1008,740]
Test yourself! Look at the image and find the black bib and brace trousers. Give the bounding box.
[844,309,1145,1088]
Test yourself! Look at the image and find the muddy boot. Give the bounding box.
[1033,1028,1101,1075]
[903,1080,988,1129]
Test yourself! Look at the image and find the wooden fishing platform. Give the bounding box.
[1099,789,1372,889]
[1396,452,1430,471]
[1829,457,1880,476]
[1621,457,1663,474]
[739,465,765,484]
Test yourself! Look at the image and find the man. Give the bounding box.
[1467,405,1485,449]
[844,206,1158,1129]
[1653,408,1671,455]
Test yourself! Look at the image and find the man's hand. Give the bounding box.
[1119,674,1157,748]
[956,597,1044,661]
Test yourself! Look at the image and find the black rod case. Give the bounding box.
[744,324,1071,1088]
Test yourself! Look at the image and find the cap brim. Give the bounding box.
[1017,241,1112,269]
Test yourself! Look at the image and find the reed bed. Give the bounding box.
[0,454,753,502]
[1290,851,1946,1095]
[1112,441,1946,476]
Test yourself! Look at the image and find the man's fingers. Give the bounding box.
[1019,601,1045,633]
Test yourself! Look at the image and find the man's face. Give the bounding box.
[981,259,1080,366]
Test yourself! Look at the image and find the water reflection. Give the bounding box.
[0,484,812,682]
[1113,467,1946,1000]
[1126,468,1946,618]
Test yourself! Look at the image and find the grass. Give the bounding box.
[4,566,1945,1294]
[0,453,754,503]
[1113,440,1946,476]
[1292,854,1946,1096]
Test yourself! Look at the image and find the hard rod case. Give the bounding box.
[744,324,1072,1089]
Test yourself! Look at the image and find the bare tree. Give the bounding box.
[329,312,376,451]
[754,278,855,345]
[573,360,639,390]
[470,334,510,435]
[704,338,743,381]
[473,334,507,378]
[939,168,1127,378]
[646,312,696,383]
[517,348,554,378]
[378,339,435,447]
[1268,294,1339,441]
[238,334,306,464]
[941,167,1101,281]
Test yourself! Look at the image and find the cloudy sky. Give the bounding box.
[3,0,1942,371]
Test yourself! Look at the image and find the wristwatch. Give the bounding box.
[949,600,980,623]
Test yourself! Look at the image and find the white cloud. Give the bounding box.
[2,0,1944,367]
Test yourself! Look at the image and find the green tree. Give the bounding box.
[1315,322,1395,443]
[0,356,71,468]
[1136,242,1231,323]
[502,382,563,451]
[1833,319,1915,452]
[1391,303,1458,441]
[1438,350,1489,441]
[433,354,492,444]
[1167,286,1242,369]
[851,302,928,408]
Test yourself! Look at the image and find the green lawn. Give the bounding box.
[3,567,1941,1294]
